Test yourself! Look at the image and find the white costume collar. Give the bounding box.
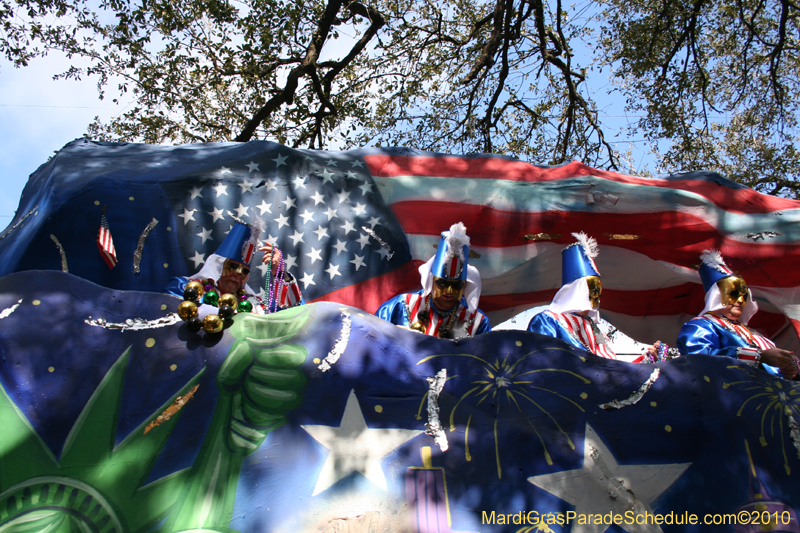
[548,277,600,322]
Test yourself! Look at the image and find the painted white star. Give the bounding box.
[356,232,371,249]
[345,170,358,180]
[325,158,338,167]
[528,423,691,533]
[235,203,250,218]
[190,186,204,200]
[336,190,350,204]
[341,220,356,235]
[281,196,297,210]
[302,390,422,496]
[300,209,315,224]
[299,272,316,289]
[289,230,305,246]
[311,191,326,205]
[213,182,228,197]
[190,251,205,268]
[238,180,254,194]
[178,208,196,225]
[353,202,367,216]
[320,168,335,184]
[367,216,381,228]
[265,234,279,246]
[350,254,365,271]
[376,247,391,260]
[324,206,338,221]
[351,159,365,168]
[313,225,328,240]
[264,178,278,192]
[325,263,341,279]
[246,161,259,172]
[306,247,322,264]
[196,227,213,244]
[359,181,373,195]
[257,200,272,216]
[209,207,225,222]
[256,262,269,276]
[284,254,297,270]
[276,213,290,229]
[292,175,306,190]
[217,167,232,177]
[273,153,288,167]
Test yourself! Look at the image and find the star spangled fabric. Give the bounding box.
[97,211,117,269]
[2,139,800,351]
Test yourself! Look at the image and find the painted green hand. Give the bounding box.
[217,306,312,453]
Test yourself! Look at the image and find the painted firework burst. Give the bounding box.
[418,347,591,478]
[723,364,800,475]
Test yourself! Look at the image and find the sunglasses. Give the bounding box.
[434,279,465,291]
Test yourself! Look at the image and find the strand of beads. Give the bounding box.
[263,249,273,313]
[271,255,285,313]
[262,251,286,313]
[176,279,253,334]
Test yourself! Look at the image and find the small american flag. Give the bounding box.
[97,209,117,269]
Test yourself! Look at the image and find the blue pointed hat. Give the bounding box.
[562,232,600,286]
[430,222,471,281]
[698,249,734,292]
[215,221,260,265]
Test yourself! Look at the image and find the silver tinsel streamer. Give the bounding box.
[425,369,449,451]
[788,413,800,460]
[50,234,68,272]
[599,369,660,409]
[85,313,181,331]
[363,227,394,259]
[133,218,159,273]
[0,206,38,241]
[0,299,22,319]
[318,308,351,372]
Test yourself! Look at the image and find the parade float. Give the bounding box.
[0,139,798,532]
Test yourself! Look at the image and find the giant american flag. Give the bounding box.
[0,139,798,350]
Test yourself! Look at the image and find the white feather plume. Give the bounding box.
[700,249,730,273]
[241,216,264,264]
[445,222,470,261]
[571,232,599,258]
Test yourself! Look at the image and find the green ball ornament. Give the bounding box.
[203,291,219,306]
[237,300,253,313]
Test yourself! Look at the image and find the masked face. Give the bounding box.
[717,276,748,307]
[219,259,250,294]
[431,276,465,312]
[585,276,602,309]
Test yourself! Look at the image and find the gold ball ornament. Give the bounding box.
[185,280,205,297]
[218,293,239,311]
[203,314,224,333]
[177,300,199,320]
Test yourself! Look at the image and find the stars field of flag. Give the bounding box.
[169,149,409,301]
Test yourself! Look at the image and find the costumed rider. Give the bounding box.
[167,220,303,333]
[375,222,491,339]
[676,250,798,379]
[527,232,660,360]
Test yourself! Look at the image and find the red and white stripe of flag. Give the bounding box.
[97,213,117,269]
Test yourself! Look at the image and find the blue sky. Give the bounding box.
[0,52,127,222]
